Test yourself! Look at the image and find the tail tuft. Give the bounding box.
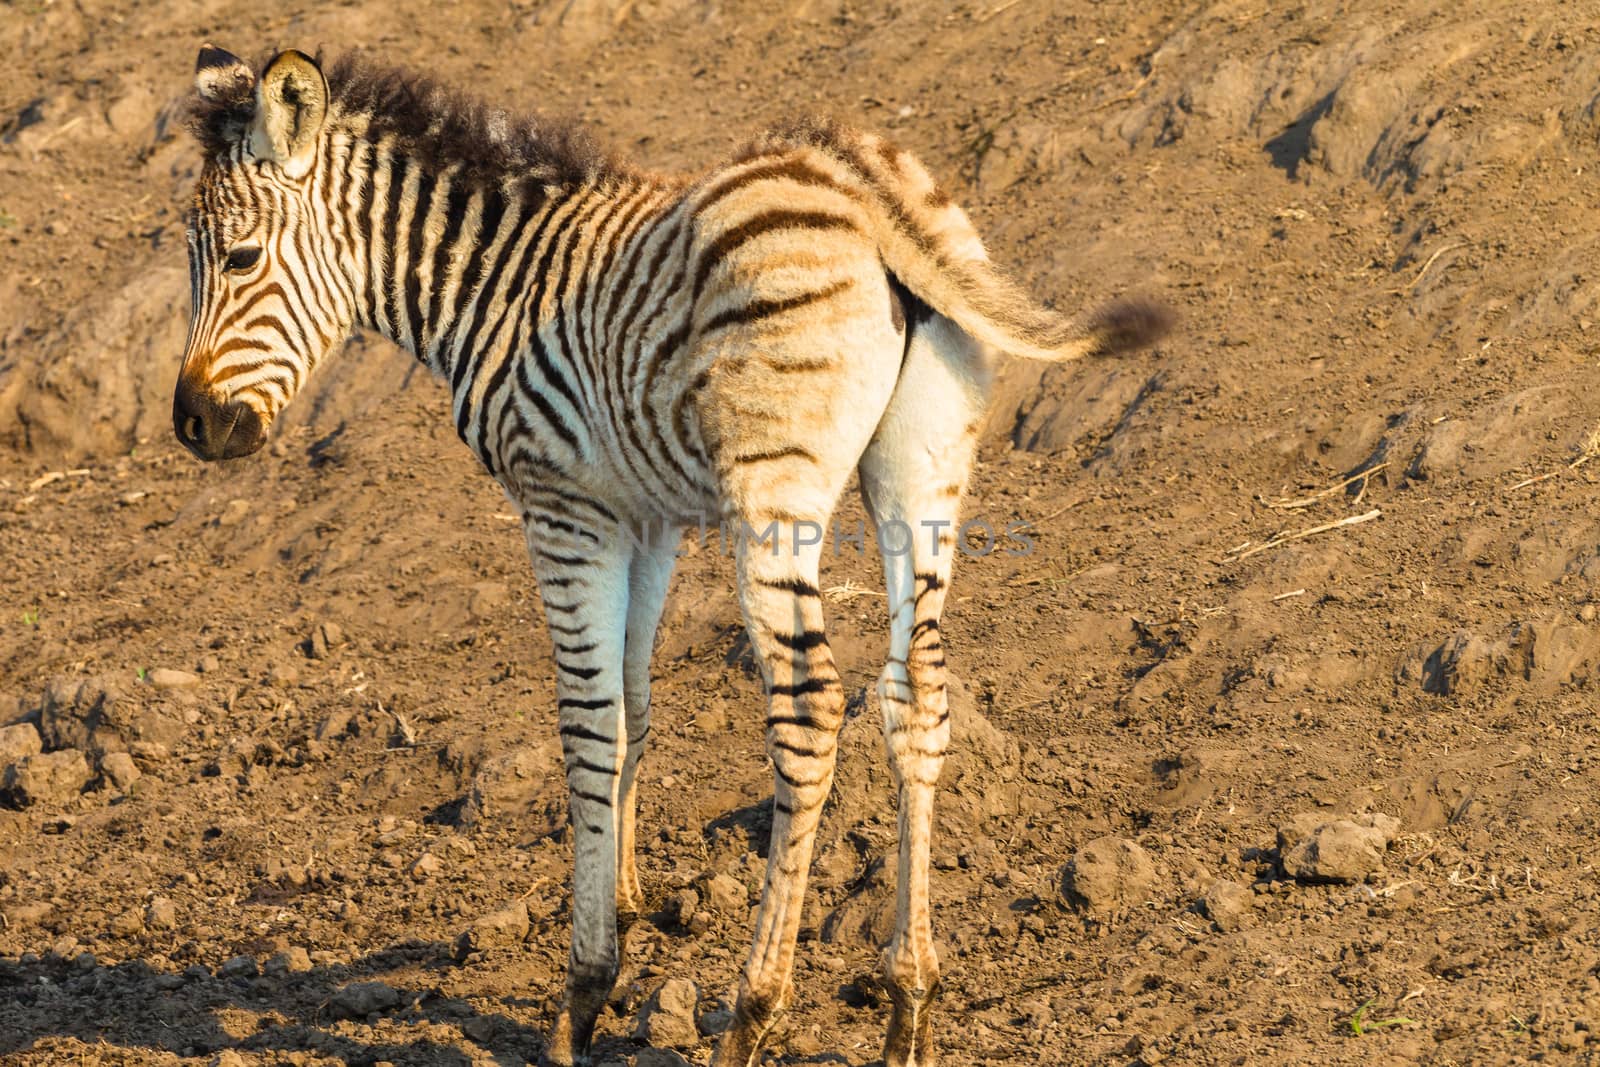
[1087,298,1175,356]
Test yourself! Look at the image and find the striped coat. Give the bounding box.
[176,46,1168,1067]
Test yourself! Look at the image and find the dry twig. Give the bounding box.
[1012,495,1089,530]
[823,580,885,603]
[1225,509,1381,562]
[25,468,91,492]
[1507,424,1600,491]
[976,0,1024,22]
[1263,461,1388,510]
[517,876,554,902]
[1388,242,1467,293]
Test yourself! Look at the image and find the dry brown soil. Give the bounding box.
[4,1,1600,1064]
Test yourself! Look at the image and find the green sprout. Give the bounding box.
[136,667,148,681]
[1350,998,1416,1036]
[21,608,39,626]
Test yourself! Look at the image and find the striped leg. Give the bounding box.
[857,313,992,1067]
[616,539,678,928]
[531,518,632,1067]
[714,529,846,1067]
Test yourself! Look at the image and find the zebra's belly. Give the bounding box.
[498,437,719,540]
[597,425,721,526]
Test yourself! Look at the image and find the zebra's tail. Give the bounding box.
[769,119,1173,361]
[885,249,1175,363]
[865,160,1173,362]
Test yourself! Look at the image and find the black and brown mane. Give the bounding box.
[186,50,628,186]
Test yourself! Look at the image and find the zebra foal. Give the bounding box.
[174,46,1169,1066]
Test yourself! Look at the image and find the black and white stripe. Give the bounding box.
[176,46,1170,1067]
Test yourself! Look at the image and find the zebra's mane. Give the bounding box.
[187,51,628,186]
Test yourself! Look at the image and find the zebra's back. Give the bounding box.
[495,140,912,530]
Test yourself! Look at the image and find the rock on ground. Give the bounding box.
[634,977,700,1049]
[1414,630,1503,696]
[108,907,143,937]
[40,677,184,759]
[218,956,258,979]
[0,722,43,766]
[634,1051,692,1067]
[454,901,529,958]
[265,946,313,975]
[304,620,345,659]
[1,749,91,807]
[456,745,564,835]
[666,886,698,926]
[99,751,140,789]
[697,1008,734,1037]
[145,668,198,690]
[1060,836,1159,914]
[1198,878,1257,931]
[145,897,177,930]
[330,981,402,1019]
[700,872,748,916]
[1278,813,1401,884]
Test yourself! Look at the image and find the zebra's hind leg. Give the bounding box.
[857,312,993,1067]
[713,526,847,1067]
[527,515,632,1067]
[617,539,678,932]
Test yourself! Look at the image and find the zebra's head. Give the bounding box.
[175,46,349,460]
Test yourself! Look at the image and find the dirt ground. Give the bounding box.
[4,1,1600,1064]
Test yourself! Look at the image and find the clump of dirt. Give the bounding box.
[6,1,1600,1064]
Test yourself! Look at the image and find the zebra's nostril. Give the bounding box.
[183,415,203,444]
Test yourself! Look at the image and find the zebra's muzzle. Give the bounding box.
[173,384,266,461]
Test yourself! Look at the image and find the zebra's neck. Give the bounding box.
[333,132,685,484]
[341,135,589,381]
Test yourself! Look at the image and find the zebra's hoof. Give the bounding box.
[540,1009,590,1067]
[710,1003,784,1067]
[883,977,941,1067]
[710,1024,761,1067]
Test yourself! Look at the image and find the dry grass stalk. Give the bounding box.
[1264,461,1388,510]
[1225,508,1381,562]
[25,468,91,492]
[1507,422,1600,491]
[1388,242,1467,293]
[976,0,1024,22]
[823,580,885,602]
[1015,495,1088,529]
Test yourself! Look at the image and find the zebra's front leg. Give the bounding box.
[616,540,678,931]
[529,521,633,1067]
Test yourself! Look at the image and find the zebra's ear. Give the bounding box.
[189,45,256,152]
[195,44,254,103]
[249,49,328,177]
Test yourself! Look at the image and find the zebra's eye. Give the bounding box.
[224,247,261,274]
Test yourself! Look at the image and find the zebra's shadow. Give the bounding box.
[0,942,871,1064]
[0,940,542,1066]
